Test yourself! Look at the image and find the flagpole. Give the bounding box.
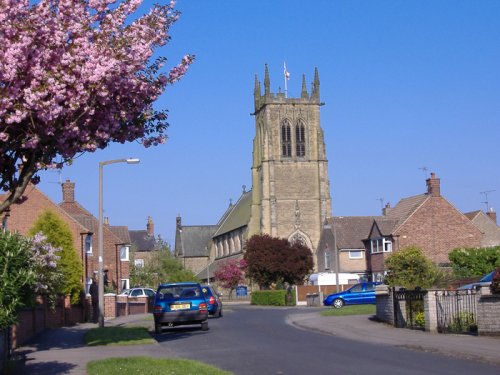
[284,62,288,98]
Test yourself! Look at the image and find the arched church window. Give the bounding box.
[290,233,307,248]
[281,120,292,157]
[296,121,306,157]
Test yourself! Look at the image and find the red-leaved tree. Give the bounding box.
[214,258,247,299]
[0,0,194,212]
[244,234,313,289]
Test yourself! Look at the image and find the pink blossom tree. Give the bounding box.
[0,0,194,212]
[214,258,247,300]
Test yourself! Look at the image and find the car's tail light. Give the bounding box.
[199,302,208,312]
[209,296,215,305]
[154,305,163,314]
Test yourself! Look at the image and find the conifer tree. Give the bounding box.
[29,210,82,303]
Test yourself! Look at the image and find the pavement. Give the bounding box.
[11,303,500,374]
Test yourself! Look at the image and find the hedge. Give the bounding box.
[251,289,296,306]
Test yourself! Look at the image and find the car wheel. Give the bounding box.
[333,298,344,309]
[155,323,162,334]
[201,321,209,331]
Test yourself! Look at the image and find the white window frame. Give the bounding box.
[348,250,364,259]
[120,245,130,261]
[85,234,93,254]
[121,278,130,291]
[134,258,144,268]
[370,238,392,253]
[324,250,331,270]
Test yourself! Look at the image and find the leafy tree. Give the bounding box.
[0,0,194,213]
[0,231,61,328]
[214,258,247,298]
[130,239,199,287]
[448,246,500,278]
[29,210,82,303]
[244,234,313,289]
[384,246,441,289]
[0,231,36,329]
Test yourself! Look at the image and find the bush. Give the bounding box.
[448,247,500,278]
[490,267,500,294]
[251,290,288,306]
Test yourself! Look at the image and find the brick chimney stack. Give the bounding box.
[383,202,392,216]
[426,172,440,197]
[62,179,75,202]
[147,216,154,236]
[486,208,497,225]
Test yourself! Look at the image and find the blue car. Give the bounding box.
[153,282,209,333]
[201,285,223,318]
[323,282,382,308]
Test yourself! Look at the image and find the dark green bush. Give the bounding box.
[251,290,295,306]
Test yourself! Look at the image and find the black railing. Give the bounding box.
[435,289,477,335]
[393,289,427,330]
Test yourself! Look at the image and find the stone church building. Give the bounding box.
[175,65,332,280]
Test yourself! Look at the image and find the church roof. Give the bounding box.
[177,225,218,257]
[213,190,252,237]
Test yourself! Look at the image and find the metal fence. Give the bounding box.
[435,289,477,335]
[393,289,427,330]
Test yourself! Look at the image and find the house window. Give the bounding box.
[349,250,363,259]
[85,234,92,254]
[134,259,144,268]
[281,120,292,157]
[121,278,130,291]
[370,238,392,253]
[295,122,306,157]
[324,250,331,270]
[120,245,130,261]
[85,277,92,294]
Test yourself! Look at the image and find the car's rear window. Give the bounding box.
[157,285,201,300]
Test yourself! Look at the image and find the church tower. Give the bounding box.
[248,65,332,269]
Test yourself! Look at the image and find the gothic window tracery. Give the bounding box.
[296,121,306,157]
[281,120,292,157]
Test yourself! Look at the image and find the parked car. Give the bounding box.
[201,285,223,318]
[119,287,156,298]
[323,282,382,308]
[458,271,495,290]
[153,282,209,333]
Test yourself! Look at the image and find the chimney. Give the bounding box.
[426,172,440,197]
[147,216,154,236]
[486,208,497,225]
[383,202,392,216]
[62,179,75,203]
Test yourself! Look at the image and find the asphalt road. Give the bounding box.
[153,305,499,375]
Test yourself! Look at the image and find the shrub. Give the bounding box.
[490,267,500,294]
[251,290,288,306]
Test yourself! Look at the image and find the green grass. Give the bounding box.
[87,357,233,375]
[84,326,155,346]
[320,304,376,316]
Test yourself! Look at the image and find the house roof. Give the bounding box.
[464,210,482,221]
[129,230,156,252]
[382,194,429,233]
[326,216,379,248]
[213,190,252,237]
[178,225,218,257]
[109,226,131,244]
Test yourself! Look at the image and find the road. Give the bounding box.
[153,305,499,375]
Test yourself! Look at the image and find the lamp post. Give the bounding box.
[98,158,139,327]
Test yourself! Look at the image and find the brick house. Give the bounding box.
[366,173,482,281]
[129,216,157,269]
[464,209,500,248]
[59,180,131,293]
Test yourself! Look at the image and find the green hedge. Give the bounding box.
[251,290,296,306]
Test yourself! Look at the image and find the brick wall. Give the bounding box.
[375,285,394,325]
[477,293,500,335]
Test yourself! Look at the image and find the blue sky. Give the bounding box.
[37,0,500,245]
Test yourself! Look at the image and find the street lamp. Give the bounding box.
[98,158,139,327]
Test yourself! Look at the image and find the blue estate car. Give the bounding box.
[323,282,382,308]
[153,282,209,333]
[201,285,223,318]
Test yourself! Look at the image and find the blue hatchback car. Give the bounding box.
[323,282,382,308]
[153,282,209,333]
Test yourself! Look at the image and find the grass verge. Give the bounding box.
[87,356,233,375]
[84,326,155,346]
[320,304,376,317]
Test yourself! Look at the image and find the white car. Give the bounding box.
[119,287,156,297]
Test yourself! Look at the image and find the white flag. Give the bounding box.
[284,62,290,80]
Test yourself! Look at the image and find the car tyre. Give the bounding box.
[201,321,209,331]
[333,298,344,309]
[155,323,162,334]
